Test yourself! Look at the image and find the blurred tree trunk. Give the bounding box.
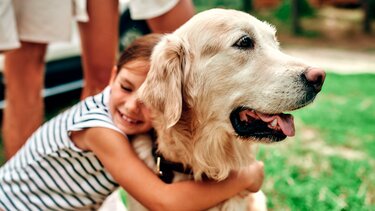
[291,0,302,35]
[363,0,373,34]
[243,0,253,12]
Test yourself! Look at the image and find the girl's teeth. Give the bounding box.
[122,115,137,123]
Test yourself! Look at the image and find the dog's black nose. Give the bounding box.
[303,67,326,93]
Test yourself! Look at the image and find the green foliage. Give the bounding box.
[294,73,375,157]
[1,72,375,209]
[193,0,242,11]
[259,147,374,210]
[258,72,375,210]
[274,0,315,23]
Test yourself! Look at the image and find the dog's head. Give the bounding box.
[138,9,325,179]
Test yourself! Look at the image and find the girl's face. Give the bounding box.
[109,60,152,135]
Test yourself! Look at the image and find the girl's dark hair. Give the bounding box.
[116,33,163,71]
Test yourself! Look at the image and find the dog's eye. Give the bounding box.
[233,36,254,49]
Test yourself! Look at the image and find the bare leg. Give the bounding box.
[78,0,119,99]
[2,41,46,159]
[146,0,195,33]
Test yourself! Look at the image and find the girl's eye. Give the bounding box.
[121,85,132,92]
[233,36,255,49]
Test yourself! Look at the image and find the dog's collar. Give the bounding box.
[152,142,193,184]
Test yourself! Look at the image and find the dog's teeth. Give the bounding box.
[271,119,278,127]
[239,112,248,122]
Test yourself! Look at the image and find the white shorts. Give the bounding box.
[0,0,82,51]
[128,0,179,20]
[0,0,178,51]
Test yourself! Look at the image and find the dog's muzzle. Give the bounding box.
[230,107,295,142]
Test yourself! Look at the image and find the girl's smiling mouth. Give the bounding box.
[118,109,143,124]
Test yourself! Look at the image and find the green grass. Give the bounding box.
[295,74,375,154]
[1,1,374,209]
[1,72,374,210]
[258,73,375,210]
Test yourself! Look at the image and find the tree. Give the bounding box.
[243,0,253,13]
[291,0,302,35]
[274,0,314,35]
[363,0,374,34]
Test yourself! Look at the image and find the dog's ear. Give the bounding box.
[138,34,190,128]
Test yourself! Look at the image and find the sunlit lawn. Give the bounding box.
[1,0,374,209]
[258,73,375,210]
[1,71,374,210]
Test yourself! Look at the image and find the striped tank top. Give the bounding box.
[0,87,125,210]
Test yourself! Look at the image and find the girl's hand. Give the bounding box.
[230,161,265,193]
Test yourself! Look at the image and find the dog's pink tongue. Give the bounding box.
[257,113,295,137]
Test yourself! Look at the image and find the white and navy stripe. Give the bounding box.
[0,87,124,210]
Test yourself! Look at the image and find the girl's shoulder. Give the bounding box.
[80,86,111,112]
[67,87,125,135]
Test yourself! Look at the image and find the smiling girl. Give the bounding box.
[0,34,264,211]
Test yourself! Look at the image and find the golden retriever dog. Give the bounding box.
[127,8,325,211]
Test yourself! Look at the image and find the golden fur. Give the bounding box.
[128,8,324,211]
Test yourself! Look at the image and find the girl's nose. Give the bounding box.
[125,96,140,113]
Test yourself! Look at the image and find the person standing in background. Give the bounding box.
[0,33,265,211]
[79,0,195,98]
[0,0,195,160]
[0,0,80,159]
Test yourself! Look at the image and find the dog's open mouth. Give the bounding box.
[230,107,295,142]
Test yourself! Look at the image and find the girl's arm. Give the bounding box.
[72,127,264,211]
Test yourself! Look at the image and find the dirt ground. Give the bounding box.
[276,6,375,74]
[282,45,375,74]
